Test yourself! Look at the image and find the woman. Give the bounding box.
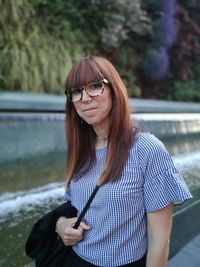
[56,56,192,267]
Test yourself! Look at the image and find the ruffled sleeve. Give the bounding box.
[144,167,192,212]
[138,133,192,212]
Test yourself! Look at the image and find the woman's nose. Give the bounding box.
[82,88,92,102]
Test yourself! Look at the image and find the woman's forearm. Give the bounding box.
[146,239,170,267]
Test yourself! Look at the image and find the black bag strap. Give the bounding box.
[73,185,99,229]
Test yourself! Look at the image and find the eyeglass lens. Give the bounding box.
[68,80,104,102]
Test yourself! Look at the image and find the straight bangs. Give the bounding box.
[65,57,105,90]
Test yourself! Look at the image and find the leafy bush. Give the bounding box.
[0,0,84,93]
[109,42,144,98]
[0,0,151,94]
[142,47,169,80]
[0,0,199,102]
[100,0,151,50]
[171,65,200,101]
[172,80,200,101]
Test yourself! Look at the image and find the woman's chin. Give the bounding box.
[82,118,96,126]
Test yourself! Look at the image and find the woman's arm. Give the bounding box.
[146,204,173,267]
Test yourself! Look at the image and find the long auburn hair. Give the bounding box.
[65,56,135,186]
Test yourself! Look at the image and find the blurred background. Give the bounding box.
[0,0,200,100]
[0,0,200,267]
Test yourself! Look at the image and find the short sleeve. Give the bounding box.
[144,167,192,212]
[138,133,192,212]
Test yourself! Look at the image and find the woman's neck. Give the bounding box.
[93,124,109,148]
[94,130,108,149]
[96,137,108,149]
[93,125,108,139]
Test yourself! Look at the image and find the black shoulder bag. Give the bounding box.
[25,185,99,267]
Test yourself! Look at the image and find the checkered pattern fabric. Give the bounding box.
[64,132,192,267]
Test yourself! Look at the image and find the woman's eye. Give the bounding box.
[90,82,102,90]
[72,88,81,95]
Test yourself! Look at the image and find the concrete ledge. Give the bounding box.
[169,198,200,258]
[0,114,66,163]
[1,112,200,163]
[168,233,200,267]
[0,92,63,112]
[1,92,200,113]
[129,98,200,114]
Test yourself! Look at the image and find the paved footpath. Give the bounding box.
[168,233,200,267]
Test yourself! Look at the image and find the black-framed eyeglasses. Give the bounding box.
[65,78,109,103]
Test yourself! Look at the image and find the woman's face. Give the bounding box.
[73,82,112,131]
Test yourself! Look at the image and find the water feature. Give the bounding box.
[0,105,200,266]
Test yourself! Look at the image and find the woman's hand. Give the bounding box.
[56,217,90,246]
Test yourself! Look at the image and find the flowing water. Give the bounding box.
[0,134,200,267]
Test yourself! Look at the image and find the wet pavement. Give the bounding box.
[168,233,200,267]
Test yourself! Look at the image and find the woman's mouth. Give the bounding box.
[82,107,97,116]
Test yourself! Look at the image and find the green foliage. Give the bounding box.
[0,0,199,102]
[0,0,84,93]
[0,0,151,94]
[99,0,151,51]
[171,65,200,102]
[172,80,200,102]
[117,47,142,98]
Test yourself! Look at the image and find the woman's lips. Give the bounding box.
[82,107,97,115]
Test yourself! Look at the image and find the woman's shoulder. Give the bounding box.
[132,130,170,161]
[133,131,173,174]
[134,131,165,151]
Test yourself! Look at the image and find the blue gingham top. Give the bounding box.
[64,132,192,267]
